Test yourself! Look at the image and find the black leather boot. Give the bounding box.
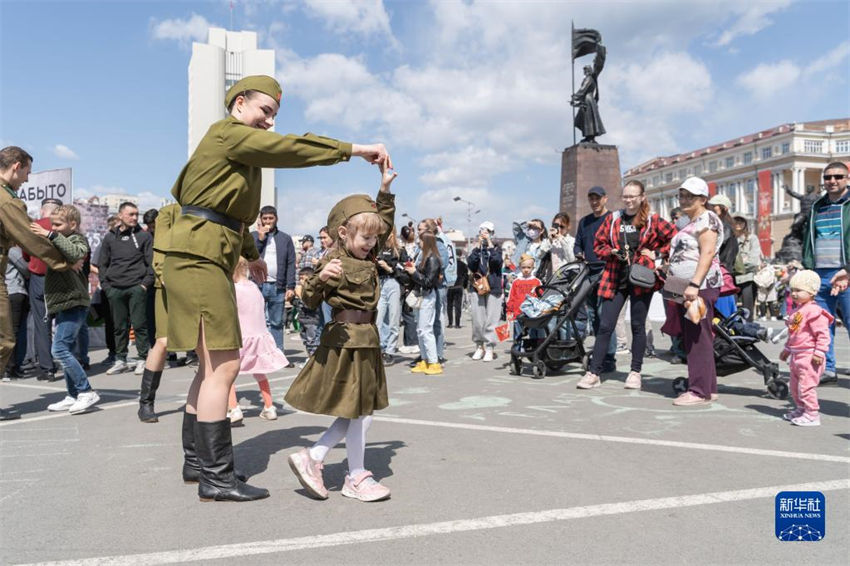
[194,419,269,502]
[182,412,247,483]
[138,369,162,423]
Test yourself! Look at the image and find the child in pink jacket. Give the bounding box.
[779,270,833,427]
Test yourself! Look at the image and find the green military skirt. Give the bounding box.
[162,253,241,352]
[285,346,388,419]
[154,287,167,341]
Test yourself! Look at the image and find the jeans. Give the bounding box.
[105,285,150,361]
[436,286,447,358]
[416,290,439,363]
[814,267,850,374]
[52,306,92,397]
[377,278,401,354]
[585,286,616,367]
[75,317,90,366]
[260,282,285,351]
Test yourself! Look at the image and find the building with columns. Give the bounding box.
[623,118,850,255]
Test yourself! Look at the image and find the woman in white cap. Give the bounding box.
[467,221,503,361]
[667,177,724,406]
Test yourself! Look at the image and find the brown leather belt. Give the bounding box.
[333,309,377,324]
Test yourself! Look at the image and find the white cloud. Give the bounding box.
[610,52,713,114]
[806,40,850,76]
[713,1,791,46]
[736,60,801,99]
[301,0,397,46]
[151,13,210,45]
[53,144,78,160]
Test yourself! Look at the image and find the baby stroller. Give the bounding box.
[671,309,788,399]
[510,260,593,378]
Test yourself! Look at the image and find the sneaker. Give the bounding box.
[616,343,629,354]
[410,360,428,374]
[624,371,642,390]
[134,360,146,375]
[381,353,396,366]
[423,363,443,375]
[68,391,100,414]
[577,372,601,389]
[398,345,419,355]
[482,347,494,362]
[100,353,116,366]
[790,414,821,427]
[341,470,390,502]
[819,372,838,386]
[783,408,804,421]
[106,360,128,375]
[259,406,278,421]
[226,406,244,425]
[287,448,328,499]
[672,391,709,406]
[670,355,686,365]
[471,346,485,360]
[48,396,77,412]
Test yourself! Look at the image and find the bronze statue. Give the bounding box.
[571,29,606,144]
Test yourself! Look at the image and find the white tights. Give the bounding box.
[308,416,373,477]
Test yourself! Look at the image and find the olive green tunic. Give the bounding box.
[285,191,395,418]
[151,203,178,340]
[160,117,352,351]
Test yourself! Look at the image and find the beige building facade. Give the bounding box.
[623,119,850,255]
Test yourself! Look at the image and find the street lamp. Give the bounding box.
[401,212,416,226]
[453,196,481,249]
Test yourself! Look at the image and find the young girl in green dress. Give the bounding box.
[285,162,397,502]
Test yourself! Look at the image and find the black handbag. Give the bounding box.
[629,263,657,289]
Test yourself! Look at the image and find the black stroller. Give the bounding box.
[671,309,788,399]
[509,260,594,378]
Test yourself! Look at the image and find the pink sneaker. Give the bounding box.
[672,391,709,406]
[782,408,804,422]
[288,448,328,500]
[341,471,391,502]
[790,414,821,427]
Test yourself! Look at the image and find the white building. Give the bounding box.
[188,27,276,208]
[624,118,850,255]
[100,194,139,214]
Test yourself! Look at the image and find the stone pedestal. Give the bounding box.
[560,143,623,225]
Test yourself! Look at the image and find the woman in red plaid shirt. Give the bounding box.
[577,180,675,390]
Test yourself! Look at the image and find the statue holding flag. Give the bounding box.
[570,27,606,144]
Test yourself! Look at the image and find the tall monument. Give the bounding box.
[560,26,622,224]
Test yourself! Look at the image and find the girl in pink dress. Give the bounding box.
[227,257,289,423]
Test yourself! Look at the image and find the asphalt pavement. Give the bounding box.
[1,316,848,565]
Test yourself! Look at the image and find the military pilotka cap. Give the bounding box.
[327,194,379,241]
[224,75,283,108]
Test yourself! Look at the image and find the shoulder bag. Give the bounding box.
[614,211,657,289]
[662,275,690,304]
[472,273,491,296]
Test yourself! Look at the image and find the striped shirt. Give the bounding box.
[813,194,848,268]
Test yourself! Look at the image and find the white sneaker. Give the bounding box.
[398,345,419,354]
[134,360,146,375]
[106,360,128,375]
[48,396,77,412]
[577,372,601,389]
[68,391,100,414]
[471,346,485,360]
[259,406,278,421]
[482,347,494,362]
[227,406,244,424]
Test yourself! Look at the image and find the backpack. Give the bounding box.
[438,233,457,286]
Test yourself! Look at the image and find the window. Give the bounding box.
[724,184,736,205]
[678,168,686,180]
[694,164,703,175]
[665,172,673,183]
[743,152,753,164]
[653,175,660,186]
[803,139,823,153]
[781,142,790,154]
[709,161,717,173]
[762,147,772,159]
[744,179,756,215]
[725,156,734,168]
[836,140,850,153]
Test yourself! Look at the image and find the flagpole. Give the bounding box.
[571,20,576,146]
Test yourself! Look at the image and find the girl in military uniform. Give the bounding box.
[285,162,396,502]
[161,74,391,502]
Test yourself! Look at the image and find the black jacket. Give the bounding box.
[467,245,503,296]
[98,225,154,289]
[410,255,442,291]
[252,228,296,290]
[718,218,739,274]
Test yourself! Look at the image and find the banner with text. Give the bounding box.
[757,170,773,256]
[17,168,73,218]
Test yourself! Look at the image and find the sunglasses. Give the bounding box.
[552,223,563,229]
[823,174,846,181]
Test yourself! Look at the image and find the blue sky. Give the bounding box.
[1,0,848,237]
